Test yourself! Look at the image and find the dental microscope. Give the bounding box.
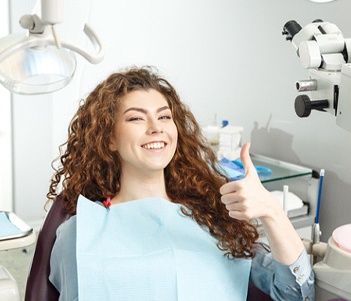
[283,20,351,300]
[282,19,351,133]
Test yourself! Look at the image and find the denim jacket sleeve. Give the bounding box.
[249,243,315,301]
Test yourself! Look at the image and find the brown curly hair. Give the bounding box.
[47,66,258,258]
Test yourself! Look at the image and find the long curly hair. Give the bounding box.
[48,66,258,258]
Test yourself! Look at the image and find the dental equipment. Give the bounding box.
[298,167,351,299]
[0,0,104,298]
[0,0,105,95]
[0,211,36,301]
[282,19,351,132]
[304,224,351,300]
[312,169,324,264]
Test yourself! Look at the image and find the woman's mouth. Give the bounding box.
[141,142,165,150]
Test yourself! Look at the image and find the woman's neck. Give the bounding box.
[111,170,170,204]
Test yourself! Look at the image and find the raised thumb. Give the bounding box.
[240,142,255,177]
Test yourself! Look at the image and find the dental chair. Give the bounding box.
[25,194,70,301]
[24,194,273,301]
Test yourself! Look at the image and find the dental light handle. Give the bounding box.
[0,23,104,65]
[71,24,105,64]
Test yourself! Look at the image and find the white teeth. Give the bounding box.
[142,142,165,149]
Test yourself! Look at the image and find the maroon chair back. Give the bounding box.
[25,195,272,301]
[25,195,72,301]
[247,282,273,301]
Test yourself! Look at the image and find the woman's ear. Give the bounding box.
[109,136,118,152]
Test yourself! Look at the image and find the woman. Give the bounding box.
[48,66,314,300]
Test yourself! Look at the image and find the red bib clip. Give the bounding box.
[103,197,111,208]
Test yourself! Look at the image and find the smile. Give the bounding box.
[141,142,165,149]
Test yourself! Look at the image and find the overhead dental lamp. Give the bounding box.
[282,19,351,132]
[0,0,104,95]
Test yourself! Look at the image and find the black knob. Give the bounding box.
[294,95,329,117]
[282,20,302,41]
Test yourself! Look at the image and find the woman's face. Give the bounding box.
[110,89,178,176]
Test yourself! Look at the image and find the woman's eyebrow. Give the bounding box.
[157,106,171,113]
[122,105,170,115]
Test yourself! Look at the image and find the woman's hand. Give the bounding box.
[220,142,305,265]
[219,142,281,221]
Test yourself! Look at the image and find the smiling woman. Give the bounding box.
[34,66,315,301]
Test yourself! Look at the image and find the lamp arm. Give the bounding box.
[61,23,105,64]
[0,23,104,65]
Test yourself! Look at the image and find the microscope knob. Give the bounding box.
[295,95,329,117]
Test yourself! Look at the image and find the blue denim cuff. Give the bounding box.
[274,249,312,286]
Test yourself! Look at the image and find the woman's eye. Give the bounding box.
[159,115,172,120]
[128,117,143,121]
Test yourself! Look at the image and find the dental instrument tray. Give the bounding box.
[0,211,33,241]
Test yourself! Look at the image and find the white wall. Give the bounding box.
[9,0,351,240]
[0,0,12,212]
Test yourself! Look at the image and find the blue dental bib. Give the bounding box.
[76,195,251,300]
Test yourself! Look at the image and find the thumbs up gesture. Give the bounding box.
[220,143,281,220]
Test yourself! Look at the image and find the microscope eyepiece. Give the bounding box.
[282,20,302,41]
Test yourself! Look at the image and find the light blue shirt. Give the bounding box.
[50,196,315,301]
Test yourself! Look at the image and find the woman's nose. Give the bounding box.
[147,119,163,134]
